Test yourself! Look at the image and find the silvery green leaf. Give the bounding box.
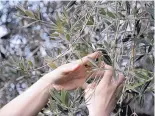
[25,10,35,18]
[22,21,39,28]
[66,34,70,41]
[87,57,98,68]
[91,43,96,50]
[99,8,106,15]
[107,10,115,18]
[86,16,94,25]
[103,40,109,49]
[125,78,153,90]
[28,60,33,67]
[61,90,69,107]
[16,6,25,15]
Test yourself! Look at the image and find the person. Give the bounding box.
[0,52,125,116]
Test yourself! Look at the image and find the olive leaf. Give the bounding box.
[25,10,36,18]
[28,60,33,67]
[45,58,57,69]
[16,6,26,15]
[86,16,94,25]
[107,10,116,18]
[60,90,69,107]
[87,57,98,68]
[56,12,64,33]
[50,33,60,37]
[66,34,70,41]
[99,8,106,15]
[19,62,25,71]
[125,78,153,90]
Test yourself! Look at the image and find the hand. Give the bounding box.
[41,52,101,90]
[84,64,125,116]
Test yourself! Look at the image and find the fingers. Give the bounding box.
[98,64,113,87]
[115,84,124,100]
[86,63,125,90]
[82,82,96,90]
[82,83,89,90]
[85,68,105,81]
[83,82,96,97]
[78,51,102,65]
[84,83,96,101]
[91,61,105,77]
[91,69,105,78]
[63,51,102,73]
[116,73,126,88]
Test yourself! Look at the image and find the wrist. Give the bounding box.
[40,75,54,90]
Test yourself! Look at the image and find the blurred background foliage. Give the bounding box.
[0,1,154,116]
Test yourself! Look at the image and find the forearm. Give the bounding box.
[0,76,52,116]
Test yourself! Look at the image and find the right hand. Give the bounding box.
[42,52,101,90]
[84,64,125,116]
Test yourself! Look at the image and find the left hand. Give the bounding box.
[84,64,125,116]
[42,52,101,90]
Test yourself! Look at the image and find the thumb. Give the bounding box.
[62,62,80,74]
[71,62,80,71]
